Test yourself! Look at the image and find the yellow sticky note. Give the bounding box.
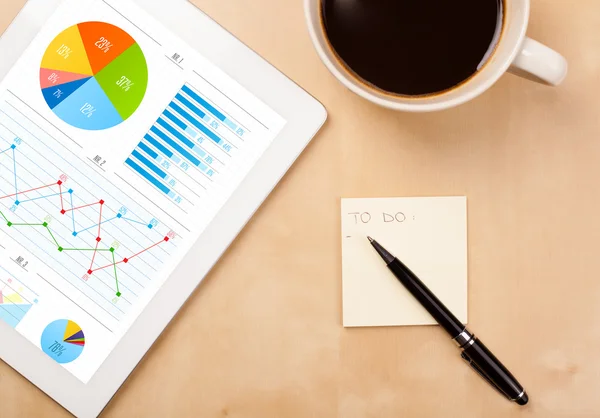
[341,196,468,327]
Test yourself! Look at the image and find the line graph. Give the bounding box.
[0,139,172,297]
[0,101,180,325]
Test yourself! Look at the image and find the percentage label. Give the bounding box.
[56,44,71,59]
[116,76,134,92]
[48,341,67,357]
[80,103,96,118]
[94,37,113,54]
[48,72,60,85]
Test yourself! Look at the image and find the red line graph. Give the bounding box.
[0,152,173,298]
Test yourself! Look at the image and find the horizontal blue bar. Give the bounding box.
[151,125,201,167]
[191,119,223,146]
[163,109,187,130]
[182,85,226,121]
[223,118,237,130]
[185,126,197,138]
[138,142,158,159]
[169,103,221,148]
[192,145,206,157]
[174,95,206,120]
[145,133,173,158]
[125,158,171,195]
[171,103,203,128]
[132,150,167,179]
[157,118,196,149]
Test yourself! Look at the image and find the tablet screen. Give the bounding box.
[0,0,286,382]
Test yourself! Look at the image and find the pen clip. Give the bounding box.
[461,352,510,399]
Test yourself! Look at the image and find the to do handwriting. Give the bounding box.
[347,212,415,224]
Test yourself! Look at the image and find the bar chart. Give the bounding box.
[125,83,249,209]
[0,265,38,328]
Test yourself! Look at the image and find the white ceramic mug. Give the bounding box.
[304,0,568,112]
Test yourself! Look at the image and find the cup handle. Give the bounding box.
[508,37,568,86]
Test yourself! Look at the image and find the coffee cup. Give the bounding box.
[305,0,568,112]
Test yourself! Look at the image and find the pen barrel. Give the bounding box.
[387,258,464,336]
[461,338,525,401]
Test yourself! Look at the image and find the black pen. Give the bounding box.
[367,236,528,405]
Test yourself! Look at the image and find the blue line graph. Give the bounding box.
[0,137,170,300]
[0,102,182,325]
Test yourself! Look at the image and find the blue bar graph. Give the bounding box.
[157,119,196,149]
[131,150,167,179]
[168,103,222,146]
[151,126,201,167]
[181,85,225,121]
[144,135,181,164]
[144,134,172,158]
[190,119,223,146]
[125,158,172,196]
[198,161,209,172]
[137,142,158,159]
[223,119,237,130]
[163,109,187,130]
[181,85,239,132]
[126,83,240,202]
[174,95,209,122]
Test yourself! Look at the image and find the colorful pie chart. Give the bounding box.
[40,22,148,130]
[41,319,86,364]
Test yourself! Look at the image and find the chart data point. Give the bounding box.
[87,270,92,275]
[43,222,48,227]
[116,292,122,297]
[58,247,63,252]
[15,200,20,206]
[99,200,104,205]
[68,189,73,194]
[72,232,77,237]
[164,237,169,242]
[96,237,101,242]
[10,144,16,149]
[117,213,122,218]
[7,222,12,227]
[109,247,114,252]
[57,180,62,185]
[123,258,129,263]
[60,209,66,215]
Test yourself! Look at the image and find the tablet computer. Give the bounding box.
[0,0,326,416]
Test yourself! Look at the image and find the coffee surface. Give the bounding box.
[322,0,502,96]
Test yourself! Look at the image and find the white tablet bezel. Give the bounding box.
[0,1,327,416]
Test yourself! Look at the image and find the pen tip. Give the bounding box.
[516,392,529,406]
[367,236,374,243]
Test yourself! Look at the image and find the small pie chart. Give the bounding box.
[40,21,148,130]
[41,319,86,364]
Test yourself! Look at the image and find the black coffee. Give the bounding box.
[321,0,503,96]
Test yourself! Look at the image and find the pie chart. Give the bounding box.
[41,319,86,364]
[40,22,148,130]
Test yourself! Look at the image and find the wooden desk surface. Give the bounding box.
[1,0,599,416]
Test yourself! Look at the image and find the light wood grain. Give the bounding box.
[1,0,600,416]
